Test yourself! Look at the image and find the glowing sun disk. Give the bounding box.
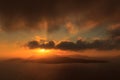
[40,49,46,52]
[36,49,50,53]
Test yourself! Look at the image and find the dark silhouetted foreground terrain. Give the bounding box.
[6,56,108,64]
[0,56,120,80]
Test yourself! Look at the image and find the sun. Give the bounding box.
[40,49,46,52]
[35,48,50,54]
[30,48,55,57]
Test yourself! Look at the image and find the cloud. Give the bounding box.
[26,37,120,51]
[56,41,77,50]
[0,0,120,33]
[56,39,120,51]
[26,41,40,49]
[26,40,55,49]
[65,22,78,34]
[26,25,120,50]
[44,41,55,49]
[109,26,120,39]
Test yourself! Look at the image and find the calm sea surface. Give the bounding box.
[0,61,120,80]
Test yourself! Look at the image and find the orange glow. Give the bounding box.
[36,49,50,53]
[30,48,54,58]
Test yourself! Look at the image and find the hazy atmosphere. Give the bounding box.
[0,0,120,80]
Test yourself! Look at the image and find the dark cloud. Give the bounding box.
[56,39,120,51]
[0,0,120,32]
[89,39,117,50]
[109,26,120,38]
[26,40,55,49]
[56,41,77,50]
[27,41,40,49]
[26,22,120,51]
[45,41,55,48]
[26,37,120,51]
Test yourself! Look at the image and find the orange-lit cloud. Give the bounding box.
[0,0,120,59]
[109,24,120,30]
[34,36,47,42]
[79,21,99,33]
[66,22,78,34]
[26,35,120,51]
[0,0,119,33]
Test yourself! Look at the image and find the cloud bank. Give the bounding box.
[26,26,120,51]
[0,0,120,33]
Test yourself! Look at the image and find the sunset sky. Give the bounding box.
[0,0,120,59]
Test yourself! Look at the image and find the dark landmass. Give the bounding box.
[1,56,120,80]
[5,56,108,64]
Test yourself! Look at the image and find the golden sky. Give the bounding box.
[0,0,120,59]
